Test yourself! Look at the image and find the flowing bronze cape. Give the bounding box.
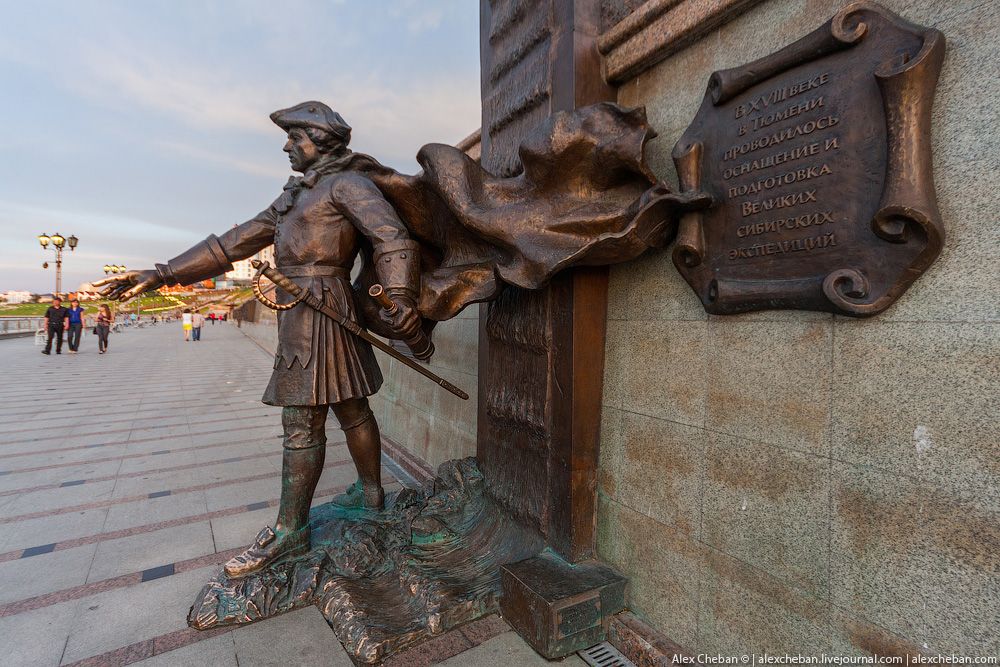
[352,102,705,328]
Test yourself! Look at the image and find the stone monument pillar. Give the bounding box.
[478,0,615,563]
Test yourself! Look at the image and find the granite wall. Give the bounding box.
[597,0,999,658]
[369,304,479,472]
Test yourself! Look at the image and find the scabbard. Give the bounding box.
[254,261,468,400]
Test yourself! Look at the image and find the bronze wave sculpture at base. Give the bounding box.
[188,459,544,664]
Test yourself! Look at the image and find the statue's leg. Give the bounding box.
[223,405,324,577]
[331,397,384,510]
[275,405,327,533]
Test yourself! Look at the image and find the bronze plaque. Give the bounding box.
[672,2,945,316]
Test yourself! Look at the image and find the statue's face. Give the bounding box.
[283,129,320,173]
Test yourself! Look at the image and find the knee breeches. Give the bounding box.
[280,398,375,450]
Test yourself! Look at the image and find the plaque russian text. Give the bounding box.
[671,2,945,316]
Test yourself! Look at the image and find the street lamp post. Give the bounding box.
[38,233,78,297]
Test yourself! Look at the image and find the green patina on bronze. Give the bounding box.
[189,459,544,665]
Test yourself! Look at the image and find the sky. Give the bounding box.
[0,0,481,293]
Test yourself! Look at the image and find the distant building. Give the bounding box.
[74,283,103,301]
[225,245,274,285]
[159,283,194,295]
[3,290,34,304]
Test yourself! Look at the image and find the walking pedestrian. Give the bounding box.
[182,309,193,341]
[96,304,112,354]
[209,312,216,325]
[41,297,69,355]
[66,298,85,353]
[192,310,204,341]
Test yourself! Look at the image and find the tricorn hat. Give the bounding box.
[270,101,351,142]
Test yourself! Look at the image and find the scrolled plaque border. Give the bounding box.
[673,2,946,317]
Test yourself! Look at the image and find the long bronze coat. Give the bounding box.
[156,154,418,407]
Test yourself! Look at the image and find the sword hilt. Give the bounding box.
[251,260,304,311]
[369,284,434,362]
[253,260,302,298]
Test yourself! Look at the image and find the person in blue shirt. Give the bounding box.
[66,298,85,353]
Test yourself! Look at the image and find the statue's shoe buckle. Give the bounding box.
[223,526,309,578]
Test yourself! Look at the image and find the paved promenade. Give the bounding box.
[0,323,568,666]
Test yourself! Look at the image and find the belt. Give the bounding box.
[279,265,350,279]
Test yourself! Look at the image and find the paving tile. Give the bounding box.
[436,631,587,666]
[0,598,82,667]
[205,478,280,512]
[41,464,126,486]
[210,506,277,552]
[110,458,275,498]
[117,449,196,474]
[21,542,57,556]
[0,508,109,554]
[316,461,359,491]
[87,521,215,583]
[232,606,354,667]
[0,319,438,666]
[142,563,176,582]
[131,632,238,666]
[0,425,77,445]
[3,479,117,518]
[5,446,128,472]
[61,564,219,663]
[191,442,273,465]
[102,491,208,533]
[0,543,97,605]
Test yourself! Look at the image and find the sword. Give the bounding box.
[250,260,468,400]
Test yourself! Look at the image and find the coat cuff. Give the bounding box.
[165,234,233,286]
[374,239,419,299]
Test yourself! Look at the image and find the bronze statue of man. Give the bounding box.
[96,101,421,576]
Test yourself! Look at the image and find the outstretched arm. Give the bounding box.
[96,208,278,301]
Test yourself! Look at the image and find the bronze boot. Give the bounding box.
[331,480,385,510]
[223,526,309,578]
[334,398,385,511]
[224,441,325,577]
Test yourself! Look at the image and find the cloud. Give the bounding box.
[71,45,281,135]
[0,199,203,292]
[0,199,198,241]
[389,0,446,33]
[0,1,481,291]
[61,41,478,172]
[153,140,290,180]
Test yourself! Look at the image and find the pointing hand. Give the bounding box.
[93,270,164,301]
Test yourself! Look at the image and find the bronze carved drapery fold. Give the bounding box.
[355,102,709,325]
